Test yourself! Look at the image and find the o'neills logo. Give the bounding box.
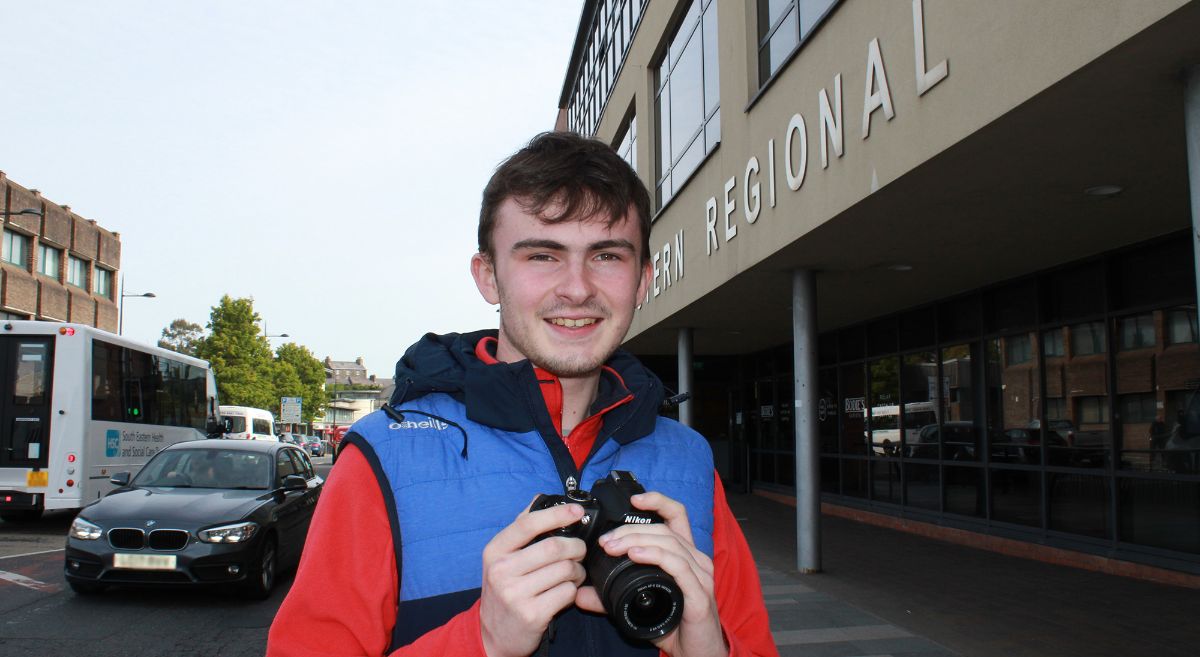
[389,419,449,431]
[623,515,654,525]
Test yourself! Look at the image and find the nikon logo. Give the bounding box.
[623,515,654,524]
[388,419,449,431]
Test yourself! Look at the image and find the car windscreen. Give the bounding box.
[223,415,247,433]
[134,448,272,489]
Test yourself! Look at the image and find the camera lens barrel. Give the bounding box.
[591,555,683,640]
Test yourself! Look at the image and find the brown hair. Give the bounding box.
[478,131,652,263]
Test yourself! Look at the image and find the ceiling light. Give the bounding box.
[887,264,913,272]
[1084,185,1123,198]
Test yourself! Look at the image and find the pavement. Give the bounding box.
[726,491,1198,657]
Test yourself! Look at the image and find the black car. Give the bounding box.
[64,440,322,598]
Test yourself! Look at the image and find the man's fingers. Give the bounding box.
[630,492,694,544]
[486,499,585,555]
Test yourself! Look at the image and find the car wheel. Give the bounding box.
[0,509,43,523]
[243,535,277,600]
[68,579,105,595]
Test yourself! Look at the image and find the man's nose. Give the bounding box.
[555,259,596,303]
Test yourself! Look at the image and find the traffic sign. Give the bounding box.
[281,397,302,424]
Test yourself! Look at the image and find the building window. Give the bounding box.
[1046,398,1066,421]
[566,0,647,137]
[3,230,28,267]
[615,114,637,173]
[1005,334,1032,365]
[1165,306,1197,345]
[67,255,89,289]
[1071,321,1106,356]
[1077,396,1110,424]
[1118,313,1155,351]
[756,0,839,86]
[1119,393,1158,424]
[94,267,113,298]
[1043,328,1065,357]
[37,244,61,280]
[655,0,720,209]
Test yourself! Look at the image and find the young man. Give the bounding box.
[268,132,778,657]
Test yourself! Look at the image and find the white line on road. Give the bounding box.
[0,569,56,592]
[0,548,65,560]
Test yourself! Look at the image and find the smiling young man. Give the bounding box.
[268,132,778,657]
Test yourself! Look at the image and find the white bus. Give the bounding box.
[218,405,276,441]
[0,321,220,522]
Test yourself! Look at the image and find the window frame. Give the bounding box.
[67,255,89,289]
[37,243,62,280]
[3,230,29,268]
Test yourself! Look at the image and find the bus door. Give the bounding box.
[0,336,53,469]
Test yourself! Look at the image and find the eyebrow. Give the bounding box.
[510,238,636,253]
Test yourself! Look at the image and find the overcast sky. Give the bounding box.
[0,0,583,378]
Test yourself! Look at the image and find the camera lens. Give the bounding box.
[603,563,683,640]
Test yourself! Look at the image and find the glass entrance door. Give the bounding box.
[0,336,53,468]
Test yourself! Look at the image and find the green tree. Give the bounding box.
[158,318,205,356]
[273,342,328,424]
[194,296,275,409]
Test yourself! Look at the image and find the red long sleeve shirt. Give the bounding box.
[269,344,778,656]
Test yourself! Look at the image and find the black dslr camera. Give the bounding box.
[530,470,684,641]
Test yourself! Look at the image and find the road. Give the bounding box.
[0,455,334,657]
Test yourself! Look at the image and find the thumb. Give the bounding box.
[574,585,605,614]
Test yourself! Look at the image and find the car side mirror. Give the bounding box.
[281,474,308,492]
[109,472,131,487]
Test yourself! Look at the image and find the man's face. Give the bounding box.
[471,197,651,378]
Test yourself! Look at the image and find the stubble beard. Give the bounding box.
[495,289,623,378]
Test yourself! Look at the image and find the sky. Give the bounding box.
[0,0,584,379]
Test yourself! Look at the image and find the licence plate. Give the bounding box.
[113,553,177,571]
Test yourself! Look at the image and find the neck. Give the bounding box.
[556,373,600,436]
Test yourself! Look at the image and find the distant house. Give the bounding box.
[320,356,386,430]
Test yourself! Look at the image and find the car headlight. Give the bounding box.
[198,521,260,544]
[69,517,103,541]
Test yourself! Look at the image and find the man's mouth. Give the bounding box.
[547,317,598,328]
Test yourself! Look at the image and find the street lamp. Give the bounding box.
[118,277,156,335]
[263,322,289,339]
[0,208,43,217]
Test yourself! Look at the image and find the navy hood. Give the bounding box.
[390,329,665,444]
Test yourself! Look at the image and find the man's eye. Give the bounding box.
[595,253,622,262]
[529,254,555,262]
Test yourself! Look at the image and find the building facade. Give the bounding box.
[558,0,1200,578]
[1,172,121,331]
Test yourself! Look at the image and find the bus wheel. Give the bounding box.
[0,510,43,523]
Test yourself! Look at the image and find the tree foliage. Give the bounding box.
[158,318,205,356]
[176,296,329,426]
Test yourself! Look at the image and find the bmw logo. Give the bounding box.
[145,520,157,527]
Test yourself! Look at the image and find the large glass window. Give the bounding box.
[3,230,28,267]
[94,267,113,298]
[654,0,719,209]
[67,255,88,289]
[92,340,207,430]
[756,0,839,85]
[1164,306,1197,345]
[615,114,637,173]
[566,0,646,137]
[37,244,61,280]
[987,334,1042,465]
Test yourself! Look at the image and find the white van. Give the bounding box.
[218,405,277,441]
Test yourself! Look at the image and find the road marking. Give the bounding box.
[0,569,56,591]
[0,548,65,560]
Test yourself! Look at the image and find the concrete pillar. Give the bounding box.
[1185,65,1200,330]
[677,327,694,427]
[792,269,821,573]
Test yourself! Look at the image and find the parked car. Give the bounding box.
[302,437,324,457]
[64,440,322,598]
[278,433,301,446]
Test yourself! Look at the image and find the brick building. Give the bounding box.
[1,172,120,331]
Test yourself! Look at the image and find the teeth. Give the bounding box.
[550,318,597,328]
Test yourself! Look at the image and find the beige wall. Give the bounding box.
[584,0,1193,345]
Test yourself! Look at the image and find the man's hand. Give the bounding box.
[479,500,588,657]
[575,492,727,657]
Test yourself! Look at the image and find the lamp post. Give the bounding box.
[263,322,289,340]
[118,277,156,335]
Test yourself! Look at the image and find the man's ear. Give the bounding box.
[636,258,652,303]
[471,252,500,305]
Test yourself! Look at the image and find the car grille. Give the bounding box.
[108,528,145,550]
[107,528,190,551]
[148,529,189,550]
